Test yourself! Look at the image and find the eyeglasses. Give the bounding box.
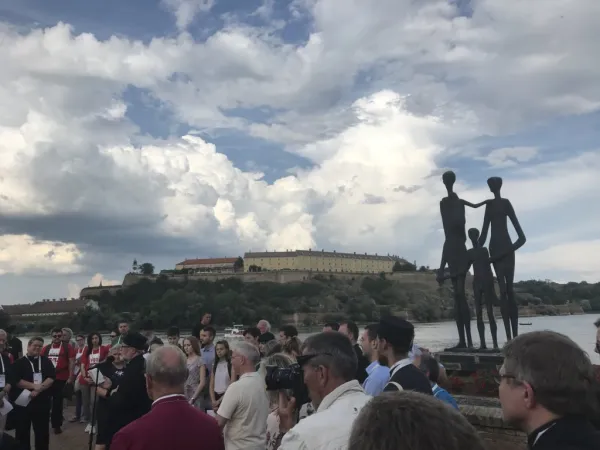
[494,373,517,385]
[296,352,333,367]
[52,335,62,339]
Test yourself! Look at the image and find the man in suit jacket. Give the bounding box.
[104,332,152,448]
[111,345,224,450]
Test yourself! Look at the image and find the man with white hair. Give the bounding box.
[217,341,269,450]
[257,320,275,344]
[110,345,224,450]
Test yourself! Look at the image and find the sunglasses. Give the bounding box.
[52,335,62,339]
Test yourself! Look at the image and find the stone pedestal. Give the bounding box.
[437,351,503,373]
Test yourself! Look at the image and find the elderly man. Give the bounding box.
[104,332,151,449]
[111,345,224,450]
[276,332,371,450]
[498,331,600,450]
[217,342,269,450]
[257,320,275,344]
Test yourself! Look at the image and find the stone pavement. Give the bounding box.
[7,406,91,450]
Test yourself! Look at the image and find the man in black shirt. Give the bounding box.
[10,337,56,450]
[191,313,212,340]
[104,332,151,449]
[257,320,275,344]
[377,316,432,395]
[339,321,369,384]
[6,326,22,361]
[499,331,600,450]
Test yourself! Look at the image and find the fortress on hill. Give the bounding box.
[79,249,411,299]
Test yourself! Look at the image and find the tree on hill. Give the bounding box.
[234,256,244,271]
[138,262,155,275]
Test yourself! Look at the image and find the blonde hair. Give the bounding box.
[259,352,295,405]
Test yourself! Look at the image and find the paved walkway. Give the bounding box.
[7,406,91,450]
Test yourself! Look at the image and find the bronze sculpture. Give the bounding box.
[477,176,526,340]
[436,171,486,349]
[466,228,499,350]
[437,173,526,349]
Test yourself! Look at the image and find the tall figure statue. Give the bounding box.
[466,228,499,350]
[436,171,485,349]
[478,177,526,340]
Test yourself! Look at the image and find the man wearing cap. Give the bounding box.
[104,332,152,449]
[378,316,432,395]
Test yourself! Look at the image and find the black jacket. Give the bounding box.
[529,416,600,450]
[353,343,369,384]
[108,354,151,433]
[383,360,432,395]
[9,355,56,410]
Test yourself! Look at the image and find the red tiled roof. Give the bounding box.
[177,258,238,265]
[2,299,91,315]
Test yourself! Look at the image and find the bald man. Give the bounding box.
[111,345,224,450]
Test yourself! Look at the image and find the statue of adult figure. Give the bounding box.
[436,171,485,349]
[478,176,526,340]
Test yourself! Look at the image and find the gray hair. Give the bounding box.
[258,320,271,331]
[62,328,73,338]
[303,332,357,381]
[503,331,596,416]
[259,352,294,405]
[145,344,188,387]
[233,341,261,365]
[0,330,6,339]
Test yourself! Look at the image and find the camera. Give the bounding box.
[265,363,310,407]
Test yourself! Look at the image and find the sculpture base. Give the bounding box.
[437,350,503,373]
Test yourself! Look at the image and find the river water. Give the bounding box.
[19,314,599,364]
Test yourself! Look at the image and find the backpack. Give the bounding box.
[386,381,404,391]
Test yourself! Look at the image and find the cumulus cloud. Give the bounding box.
[0,235,82,275]
[1,0,600,303]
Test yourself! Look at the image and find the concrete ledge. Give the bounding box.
[456,395,527,450]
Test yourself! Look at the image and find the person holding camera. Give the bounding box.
[273,332,370,450]
[260,353,295,450]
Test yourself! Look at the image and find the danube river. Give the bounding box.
[19,314,599,364]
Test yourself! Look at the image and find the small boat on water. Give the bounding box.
[519,322,532,326]
[223,324,245,339]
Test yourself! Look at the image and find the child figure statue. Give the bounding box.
[466,228,499,350]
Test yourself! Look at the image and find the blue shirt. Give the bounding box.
[362,361,390,396]
[432,384,459,410]
[201,344,215,372]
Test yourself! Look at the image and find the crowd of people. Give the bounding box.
[0,315,598,450]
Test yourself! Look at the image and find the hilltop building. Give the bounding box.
[2,298,99,319]
[243,250,407,274]
[175,257,240,273]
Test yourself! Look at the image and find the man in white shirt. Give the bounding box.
[275,332,371,450]
[217,341,269,450]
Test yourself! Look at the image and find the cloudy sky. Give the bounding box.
[0,0,599,304]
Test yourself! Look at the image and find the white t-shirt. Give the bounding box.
[214,360,230,394]
[217,372,269,450]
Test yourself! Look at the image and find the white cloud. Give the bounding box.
[162,0,216,30]
[479,146,539,168]
[67,273,122,299]
[0,235,82,275]
[1,0,600,294]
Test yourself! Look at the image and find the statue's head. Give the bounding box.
[442,171,456,190]
[468,228,480,242]
[487,176,503,193]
